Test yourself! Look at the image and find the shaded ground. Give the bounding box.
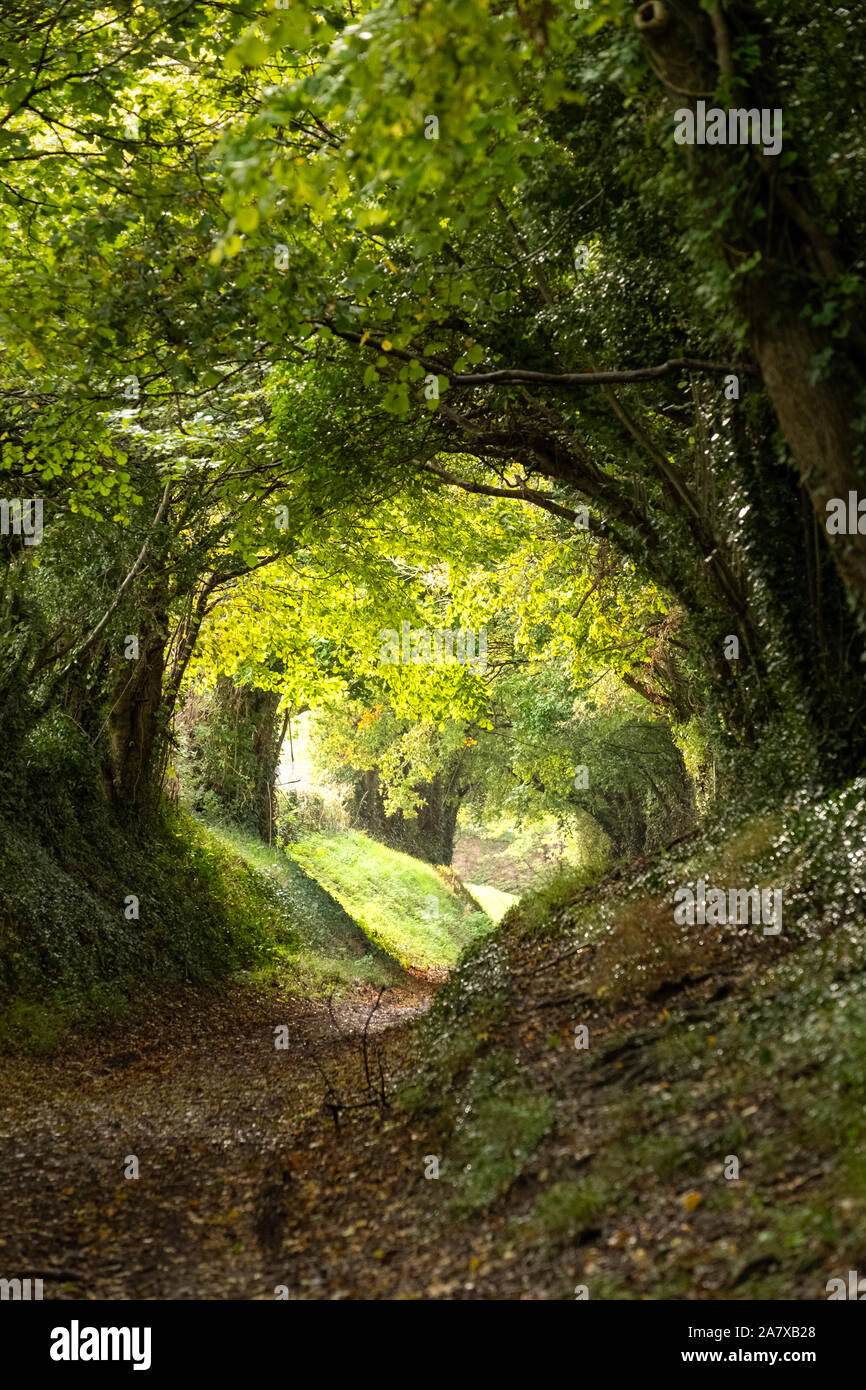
[0,977,435,1299]
[0,905,858,1302]
[3,793,866,1301]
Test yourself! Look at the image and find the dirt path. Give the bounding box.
[2,882,835,1303]
[0,977,440,1300]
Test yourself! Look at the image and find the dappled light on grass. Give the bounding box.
[285,828,495,971]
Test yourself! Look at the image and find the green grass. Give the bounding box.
[0,807,286,1051]
[448,1087,555,1216]
[201,822,401,992]
[465,882,518,922]
[530,1179,616,1241]
[0,811,426,1051]
[283,828,495,970]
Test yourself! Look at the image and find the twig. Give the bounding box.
[525,943,594,978]
[708,2,733,80]
[57,476,171,678]
[361,986,388,1091]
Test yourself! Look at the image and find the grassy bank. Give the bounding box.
[393,779,866,1297]
[0,807,281,1051]
[203,822,405,991]
[465,882,518,923]
[284,828,495,971]
[0,809,404,1052]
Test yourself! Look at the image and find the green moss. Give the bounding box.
[531,1179,615,1240]
[448,1084,555,1216]
[0,999,63,1054]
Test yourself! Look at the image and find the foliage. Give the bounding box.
[1,0,865,1056]
[0,806,278,1046]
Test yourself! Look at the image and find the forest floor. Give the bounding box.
[0,973,439,1299]
[2,789,866,1300]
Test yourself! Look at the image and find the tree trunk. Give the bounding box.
[250,688,281,842]
[186,677,281,840]
[746,294,866,611]
[351,768,463,865]
[102,610,169,816]
[634,0,866,618]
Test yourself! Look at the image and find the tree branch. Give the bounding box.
[56,476,172,679]
[318,323,754,389]
[415,460,600,531]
